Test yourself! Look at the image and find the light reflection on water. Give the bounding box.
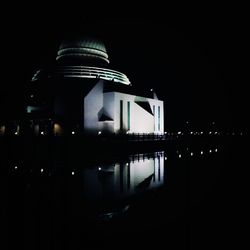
[83,151,164,202]
[80,151,165,219]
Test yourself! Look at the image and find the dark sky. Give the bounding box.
[1,7,248,130]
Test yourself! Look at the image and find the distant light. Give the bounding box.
[126,163,129,166]
[164,156,167,160]
[14,166,18,169]
[212,122,215,125]
[186,147,189,151]
[190,152,193,156]
[41,131,44,135]
[98,131,102,135]
[190,132,193,135]
[209,132,212,135]
[71,131,75,135]
[15,131,18,135]
[209,150,212,153]
[164,132,167,134]
[98,167,102,171]
[214,132,218,135]
[71,171,75,175]
[150,88,153,92]
[41,168,44,173]
[178,154,182,158]
[215,149,218,152]
[201,151,204,155]
[30,94,34,98]
[240,132,243,136]
[186,121,189,124]
[178,131,181,135]
[201,132,203,135]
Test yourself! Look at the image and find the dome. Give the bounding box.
[56,37,109,65]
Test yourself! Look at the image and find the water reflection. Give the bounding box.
[82,151,165,204]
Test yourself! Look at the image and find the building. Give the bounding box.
[4,37,164,136]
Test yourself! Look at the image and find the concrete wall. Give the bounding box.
[84,81,164,134]
[113,92,164,134]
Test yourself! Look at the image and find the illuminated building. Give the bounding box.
[24,37,164,135]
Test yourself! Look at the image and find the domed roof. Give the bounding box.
[56,37,109,65]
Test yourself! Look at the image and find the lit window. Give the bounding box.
[127,101,130,130]
[158,106,160,131]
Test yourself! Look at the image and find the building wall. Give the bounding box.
[84,81,164,134]
[113,92,164,134]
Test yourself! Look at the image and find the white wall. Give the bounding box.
[113,92,164,134]
[102,92,115,133]
[84,81,164,134]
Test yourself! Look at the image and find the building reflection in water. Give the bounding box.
[82,151,165,205]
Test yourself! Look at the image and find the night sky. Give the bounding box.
[1,7,248,131]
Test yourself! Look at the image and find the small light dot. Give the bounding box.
[41,131,44,135]
[71,131,75,135]
[150,88,153,91]
[209,150,212,153]
[98,131,102,135]
[15,132,18,135]
[178,154,182,158]
[190,152,193,156]
[41,168,44,173]
[14,166,18,169]
[71,171,75,175]
[215,149,218,152]
[201,151,203,155]
[165,157,167,160]
[30,94,34,98]
[98,167,102,171]
[186,147,189,151]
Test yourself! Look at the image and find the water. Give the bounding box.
[2,136,247,249]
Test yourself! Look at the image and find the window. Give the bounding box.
[153,105,155,130]
[120,100,123,130]
[127,101,130,130]
[158,106,160,131]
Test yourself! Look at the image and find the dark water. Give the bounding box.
[1,136,248,249]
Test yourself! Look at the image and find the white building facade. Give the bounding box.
[84,80,164,134]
